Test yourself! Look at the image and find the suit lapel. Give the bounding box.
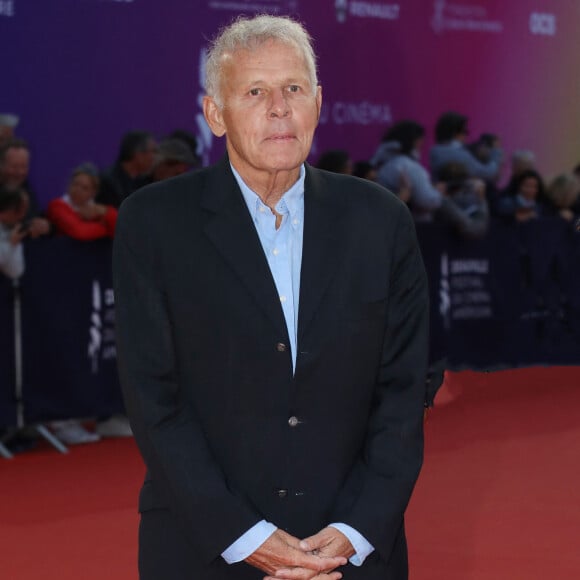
[298,166,347,344]
[201,158,288,339]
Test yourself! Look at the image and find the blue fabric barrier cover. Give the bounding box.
[420,218,580,369]
[0,276,17,428]
[19,237,124,423]
[1,219,579,428]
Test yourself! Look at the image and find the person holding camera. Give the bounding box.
[0,139,52,239]
[0,185,29,280]
[430,111,503,184]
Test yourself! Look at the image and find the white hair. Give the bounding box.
[205,14,318,108]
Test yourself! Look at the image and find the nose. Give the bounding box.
[268,89,290,118]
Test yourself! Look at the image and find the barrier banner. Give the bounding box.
[420,219,580,369]
[2,223,579,427]
[19,238,123,423]
[0,276,17,428]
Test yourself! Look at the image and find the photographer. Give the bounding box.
[430,111,503,184]
[0,185,29,280]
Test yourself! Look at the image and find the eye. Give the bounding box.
[249,88,261,96]
[287,85,300,93]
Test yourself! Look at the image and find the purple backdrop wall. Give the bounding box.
[1,0,579,207]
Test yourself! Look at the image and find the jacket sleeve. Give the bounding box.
[112,199,261,563]
[330,203,429,563]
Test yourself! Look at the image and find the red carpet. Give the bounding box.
[1,367,579,579]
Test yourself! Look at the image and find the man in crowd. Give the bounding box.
[0,185,28,279]
[114,15,428,580]
[0,139,51,238]
[148,138,199,183]
[96,130,157,207]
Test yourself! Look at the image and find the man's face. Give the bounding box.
[0,147,29,187]
[204,40,322,181]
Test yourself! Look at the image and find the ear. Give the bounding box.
[203,96,226,137]
[315,85,322,122]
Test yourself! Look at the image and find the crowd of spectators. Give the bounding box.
[317,110,580,238]
[0,116,201,449]
[1,108,579,450]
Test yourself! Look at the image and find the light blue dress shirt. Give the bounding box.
[221,165,374,567]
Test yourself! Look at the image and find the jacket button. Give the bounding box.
[276,489,288,498]
[288,416,299,427]
[276,342,287,352]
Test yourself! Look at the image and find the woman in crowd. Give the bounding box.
[545,173,580,222]
[46,163,122,445]
[371,120,444,219]
[47,163,117,240]
[496,169,547,222]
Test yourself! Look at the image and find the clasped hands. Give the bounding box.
[246,526,355,580]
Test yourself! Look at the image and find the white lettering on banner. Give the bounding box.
[330,101,392,126]
[335,1,400,23]
[529,13,556,36]
[208,0,298,13]
[350,2,399,20]
[450,259,489,275]
[88,280,116,374]
[432,0,503,35]
[447,259,492,320]
[439,253,451,329]
[0,0,15,17]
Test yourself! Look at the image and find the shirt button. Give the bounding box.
[280,295,287,303]
[272,248,279,256]
[276,342,287,352]
[288,416,299,427]
[292,219,299,225]
[276,489,288,499]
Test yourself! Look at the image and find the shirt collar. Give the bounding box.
[231,163,305,222]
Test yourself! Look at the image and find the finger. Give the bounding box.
[276,554,347,576]
[287,554,347,574]
[299,529,332,552]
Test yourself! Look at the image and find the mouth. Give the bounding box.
[266,133,296,142]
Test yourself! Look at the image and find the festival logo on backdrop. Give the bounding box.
[431,0,503,35]
[0,0,15,17]
[319,100,392,128]
[207,0,298,13]
[335,0,400,23]
[446,257,493,320]
[529,12,556,37]
[87,280,116,374]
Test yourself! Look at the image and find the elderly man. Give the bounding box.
[0,139,51,238]
[114,15,428,580]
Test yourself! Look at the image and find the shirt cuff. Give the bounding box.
[221,520,277,564]
[328,523,375,566]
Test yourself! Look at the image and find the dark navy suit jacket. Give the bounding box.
[113,157,429,579]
